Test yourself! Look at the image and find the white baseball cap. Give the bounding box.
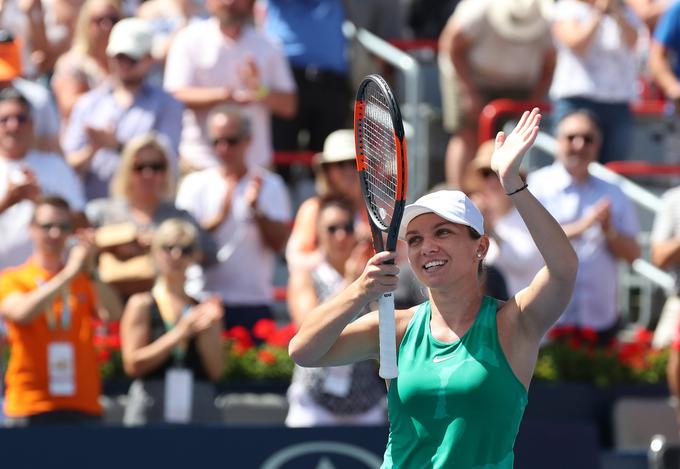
[106,18,153,59]
[398,190,485,239]
[313,129,356,166]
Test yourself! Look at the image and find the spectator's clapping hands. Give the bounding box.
[245,172,263,213]
[2,167,40,208]
[232,56,265,104]
[64,228,99,278]
[85,125,118,151]
[176,297,224,339]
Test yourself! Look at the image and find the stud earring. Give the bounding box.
[476,253,482,258]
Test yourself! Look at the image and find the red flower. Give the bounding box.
[225,326,254,350]
[634,327,653,346]
[267,323,297,347]
[97,348,111,364]
[258,349,277,365]
[579,327,598,345]
[253,319,277,340]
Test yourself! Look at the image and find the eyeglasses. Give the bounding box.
[326,223,354,235]
[113,54,139,66]
[91,15,120,28]
[133,162,167,173]
[0,113,29,126]
[161,244,196,257]
[35,222,73,233]
[212,135,244,147]
[562,133,596,145]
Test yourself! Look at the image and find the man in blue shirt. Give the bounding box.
[62,18,184,201]
[650,2,680,102]
[528,110,640,342]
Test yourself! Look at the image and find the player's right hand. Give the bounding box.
[354,250,399,301]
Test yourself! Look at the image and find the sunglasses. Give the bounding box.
[133,162,167,173]
[562,133,596,145]
[113,54,140,65]
[212,135,244,147]
[0,113,29,126]
[91,15,120,27]
[161,244,196,257]
[326,223,354,235]
[35,222,73,233]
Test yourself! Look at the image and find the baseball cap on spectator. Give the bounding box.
[106,18,153,59]
[487,0,552,42]
[0,30,21,81]
[314,129,356,166]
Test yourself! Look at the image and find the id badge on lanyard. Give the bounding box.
[164,368,194,423]
[45,283,75,397]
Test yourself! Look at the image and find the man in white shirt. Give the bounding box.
[0,87,85,271]
[176,105,291,331]
[528,109,640,341]
[164,0,297,172]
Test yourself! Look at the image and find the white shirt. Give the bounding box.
[0,151,86,270]
[528,163,640,330]
[175,167,291,304]
[485,207,544,297]
[164,19,296,169]
[550,0,642,102]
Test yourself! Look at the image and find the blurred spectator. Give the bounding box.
[51,0,123,122]
[262,0,350,156]
[528,110,640,342]
[286,195,385,426]
[648,1,680,161]
[0,196,122,426]
[176,105,291,331]
[344,0,405,90]
[627,0,674,30]
[464,141,544,297]
[136,0,208,84]
[551,0,641,165]
[164,0,297,173]
[285,129,368,272]
[438,0,555,188]
[0,87,86,271]
[0,30,61,154]
[86,133,216,299]
[406,0,459,39]
[121,218,223,425]
[650,187,680,348]
[62,17,183,201]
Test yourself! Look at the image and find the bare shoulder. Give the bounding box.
[124,292,153,319]
[396,305,421,343]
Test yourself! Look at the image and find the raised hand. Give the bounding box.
[490,107,541,191]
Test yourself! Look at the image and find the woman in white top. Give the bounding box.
[551,0,642,164]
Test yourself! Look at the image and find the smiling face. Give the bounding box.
[317,203,356,265]
[404,213,488,289]
[555,112,602,183]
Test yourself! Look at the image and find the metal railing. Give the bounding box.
[343,22,427,202]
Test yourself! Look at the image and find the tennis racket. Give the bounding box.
[354,74,408,379]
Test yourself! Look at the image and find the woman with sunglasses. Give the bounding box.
[51,0,123,122]
[286,194,386,427]
[86,133,216,298]
[120,218,224,425]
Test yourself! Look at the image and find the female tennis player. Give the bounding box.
[289,108,578,468]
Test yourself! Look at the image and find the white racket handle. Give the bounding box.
[378,291,398,379]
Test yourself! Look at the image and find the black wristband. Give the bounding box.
[506,183,528,196]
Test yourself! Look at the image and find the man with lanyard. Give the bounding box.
[0,196,122,426]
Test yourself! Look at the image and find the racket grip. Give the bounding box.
[378,291,398,379]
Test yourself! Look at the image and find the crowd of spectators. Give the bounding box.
[0,0,678,430]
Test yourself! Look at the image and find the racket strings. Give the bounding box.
[362,86,398,229]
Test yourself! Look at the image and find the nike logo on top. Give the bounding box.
[432,355,456,363]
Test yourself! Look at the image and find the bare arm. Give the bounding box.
[651,238,680,269]
[668,347,680,401]
[553,11,604,55]
[91,275,123,322]
[287,268,320,326]
[261,90,297,119]
[603,229,640,263]
[288,250,398,367]
[627,0,674,29]
[120,293,185,378]
[528,46,557,101]
[192,299,225,382]
[649,41,680,100]
[490,109,579,340]
[252,212,290,252]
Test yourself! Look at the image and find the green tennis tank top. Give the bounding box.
[382,297,528,469]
